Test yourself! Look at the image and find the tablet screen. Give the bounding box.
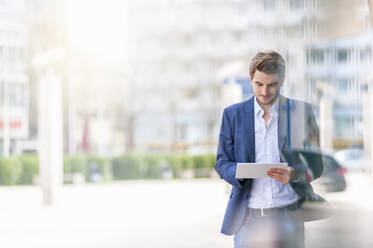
[236,163,288,179]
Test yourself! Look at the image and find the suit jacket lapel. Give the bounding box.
[244,97,255,162]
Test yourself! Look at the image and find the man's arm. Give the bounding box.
[215,109,249,189]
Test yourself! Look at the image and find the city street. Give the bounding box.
[0,173,372,248]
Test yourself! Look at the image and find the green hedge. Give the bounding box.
[64,155,86,174]
[86,156,111,182]
[141,154,164,179]
[112,154,143,180]
[0,157,23,185]
[164,154,183,178]
[0,153,217,185]
[192,154,216,169]
[18,155,39,185]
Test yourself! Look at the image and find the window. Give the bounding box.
[310,49,324,64]
[0,81,3,105]
[323,155,340,173]
[306,79,317,101]
[263,0,275,11]
[290,0,304,9]
[334,116,354,138]
[9,82,24,107]
[337,49,348,63]
[359,47,371,61]
[336,79,349,94]
[178,123,187,140]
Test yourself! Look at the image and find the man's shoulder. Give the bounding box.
[283,96,312,108]
[224,97,253,114]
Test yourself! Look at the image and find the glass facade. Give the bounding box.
[0,1,372,248]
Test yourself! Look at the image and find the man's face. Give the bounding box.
[250,70,283,108]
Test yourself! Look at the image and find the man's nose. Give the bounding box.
[261,86,269,95]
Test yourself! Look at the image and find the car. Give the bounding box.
[334,148,370,172]
[317,153,347,192]
[292,149,347,193]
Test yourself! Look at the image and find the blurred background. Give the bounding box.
[0,0,373,247]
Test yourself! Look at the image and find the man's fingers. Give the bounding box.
[267,170,290,184]
[268,168,287,174]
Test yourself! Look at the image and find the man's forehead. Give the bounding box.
[252,71,281,83]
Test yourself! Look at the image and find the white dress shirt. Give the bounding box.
[247,97,299,209]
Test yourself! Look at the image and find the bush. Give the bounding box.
[192,154,216,169]
[181,155,194,170]
[18,155,39,185]
[64,155,87,175]
[205,154,216,169]
[191,154,216,178]
[86,156,111,182]
[111,154,143,180]
[141,154,163,179]
[0,157,23,185]
[0,153,217,185]
[164,154,183,178]
[192,155,207,169]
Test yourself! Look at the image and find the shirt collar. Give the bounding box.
[254,96,279,116]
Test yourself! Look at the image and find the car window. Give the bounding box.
[346,150,363,160]
[323,155,340,173]
[337,149,364,161]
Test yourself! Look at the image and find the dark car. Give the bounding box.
[292,149,347,193]
[317,153,347,192]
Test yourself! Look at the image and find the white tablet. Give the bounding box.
[236,163,288,179]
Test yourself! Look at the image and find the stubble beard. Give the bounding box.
[257,92,279,107]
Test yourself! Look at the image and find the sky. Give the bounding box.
[66,0,128,58]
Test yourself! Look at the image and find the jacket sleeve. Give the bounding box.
[215,109,249,189]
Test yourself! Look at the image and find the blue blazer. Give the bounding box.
[215,95,322,235]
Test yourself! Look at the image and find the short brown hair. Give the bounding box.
[249,50,286,81]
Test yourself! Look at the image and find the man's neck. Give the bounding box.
[259,103,273,113]
[258,98,278,113]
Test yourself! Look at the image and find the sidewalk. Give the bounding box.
[0,179,232,248]
[0,175,371,248]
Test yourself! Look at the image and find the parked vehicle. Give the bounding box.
[293,149,347,193]
[317,153,347,192]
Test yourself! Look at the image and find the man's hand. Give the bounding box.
[267,167,296,184]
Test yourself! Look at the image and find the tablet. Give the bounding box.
[236,163,288,179]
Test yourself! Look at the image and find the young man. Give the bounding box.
[215,50,322,248]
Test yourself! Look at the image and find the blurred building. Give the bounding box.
[306,32,373,148]
[26,0,128,156]
[305,0,372,149]
[0,0,29,156]
[3,0,371,156]
[127,0,318,153]
[67,53,127,155]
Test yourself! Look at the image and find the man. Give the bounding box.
[215,50,322,248]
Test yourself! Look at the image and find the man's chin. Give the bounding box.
[258,98,274,106]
